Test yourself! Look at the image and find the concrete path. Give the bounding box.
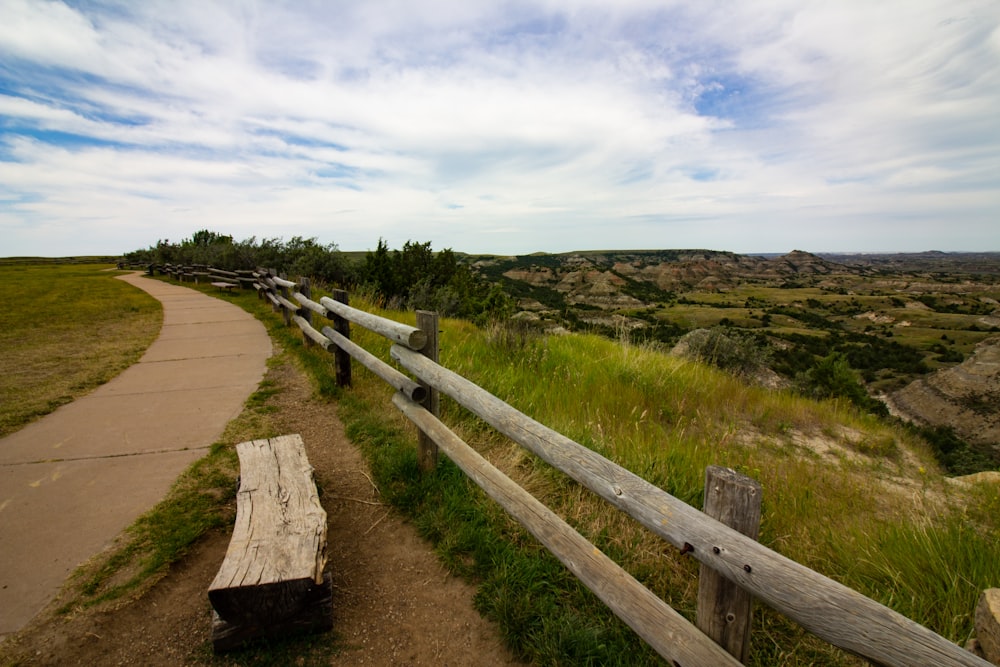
[0,273,271,639]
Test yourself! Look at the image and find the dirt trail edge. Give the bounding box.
[2,287,522,666]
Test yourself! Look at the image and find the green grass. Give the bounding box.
[15,270,997,665]
[0,264,161,437]
[246,289,998,666]
[660,303,753,328]
[836,517,1000,644]
[331,367,666,666]
[67,442,239,607]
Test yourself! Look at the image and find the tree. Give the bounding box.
[126,231,348,284]
[359,239,512,322]
[801,352,888,416]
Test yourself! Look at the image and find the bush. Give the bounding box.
[675,327,772,379]
[800,352,888,416]
[360,239,514,322]
[914,425,997,475]
[124,231,349,285]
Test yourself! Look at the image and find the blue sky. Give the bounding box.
[1,0,998,257]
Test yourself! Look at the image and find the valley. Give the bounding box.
[471,249,1000,471]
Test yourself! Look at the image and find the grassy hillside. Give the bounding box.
[469,250,1000,475]
[11,265,994,665]
[291,292,1000,665]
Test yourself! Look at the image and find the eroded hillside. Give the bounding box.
[888,336,1000,461]
[471,249,1000,470]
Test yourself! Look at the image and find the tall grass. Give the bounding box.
[63,274,992,666]
[307,301,997,665]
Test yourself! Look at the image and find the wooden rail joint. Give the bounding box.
[208,434,332,652]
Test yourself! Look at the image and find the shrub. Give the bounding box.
[799,352,889,416]
[360,239,514,322]
[675,327,772,379]
[914,424,998,475]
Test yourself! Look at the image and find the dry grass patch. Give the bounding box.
[0,264,161,437]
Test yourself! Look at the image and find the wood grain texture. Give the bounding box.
[318,324,425,402]
[697,466,761,663]
[293,290,329,318]
[328,290,352,388]
[415,310,440,471]
[274,293,299,313]
[320,295,426,351]
[209,435,328,628]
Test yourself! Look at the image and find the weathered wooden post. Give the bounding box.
[266,269,280,312]
[278,274,292,327]
[697,465,762,663]
[254,268,265,300]
[299,277,313,348]
[415,310,440,472]
[331,289,351,388]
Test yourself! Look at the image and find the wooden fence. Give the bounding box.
[163,265,990,666]
[150,263,257,288]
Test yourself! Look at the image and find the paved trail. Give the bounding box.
[0,274,270,639]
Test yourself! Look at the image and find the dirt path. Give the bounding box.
[1,354,523,666]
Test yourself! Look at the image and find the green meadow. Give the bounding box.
[0,263,161,438]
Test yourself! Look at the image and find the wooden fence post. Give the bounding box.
[415,310,440,472]
[299,278,313,348]
[278,274,292,327]
[267,269,279,311]
[697,466,762,663]
[331,289,351,388]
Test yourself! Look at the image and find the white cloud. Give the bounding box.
[0,0,997,256]
[0,0,103,66]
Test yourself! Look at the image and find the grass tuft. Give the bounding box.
[61,442,240,612]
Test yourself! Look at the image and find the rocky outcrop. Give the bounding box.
[497,249,861,307]
[977,589,1000,665]
[502,267,556,286]
[888,336,1000,457]
[558,271,644,309]
[770,250,838,275]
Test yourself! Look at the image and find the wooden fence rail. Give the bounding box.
[387,345,984,667]
[191,267,989,666]
[151,263,256,289]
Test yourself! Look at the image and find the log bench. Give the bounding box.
[210,281,238,292]
[208,434,332,651]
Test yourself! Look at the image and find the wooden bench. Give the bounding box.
[210,281,238,292]
[208,434,332,651]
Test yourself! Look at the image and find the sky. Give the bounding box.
[1,0,998,258]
